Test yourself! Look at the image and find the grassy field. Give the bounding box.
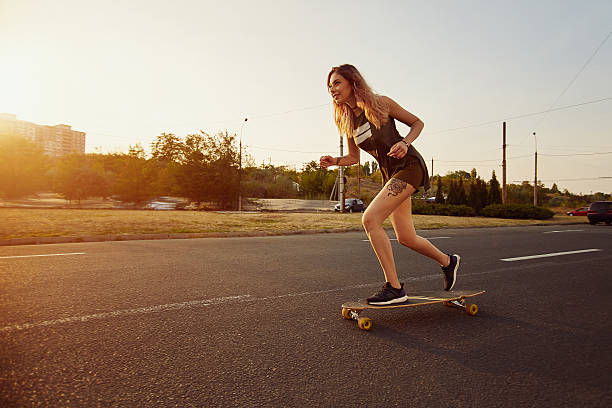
[0,208,586,239]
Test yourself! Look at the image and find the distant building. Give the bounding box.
[0,113,86,157]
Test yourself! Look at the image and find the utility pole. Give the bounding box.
[238,117,247,211]
[502,122,507,204]
[357,156,361,197]
[431,157,434,188]
[533,131,538,206]
[338,134,345,212]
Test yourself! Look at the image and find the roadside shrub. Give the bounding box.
[480,204,554,220]
[412,201,475,217]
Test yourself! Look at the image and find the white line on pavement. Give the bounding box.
[543,230,584,234]
[0,295,252,333]
[361,236,451,242]
[500,249,601,262]
[0,252,86,259]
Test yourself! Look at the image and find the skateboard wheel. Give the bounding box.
[342,308,352,320]
[358,317,372,331]
[466,303,478,316]
[444,301,453,307]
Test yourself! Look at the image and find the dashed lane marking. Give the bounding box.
[0,252,86,259]
[500,248,601,262]
[543,230,584,234]
[361,236,451,242]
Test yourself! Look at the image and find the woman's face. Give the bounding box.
[328,72,354,105]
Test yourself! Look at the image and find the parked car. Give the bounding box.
[334,198,365,213]
[587,201,612,225]
[145,196,187,210]
[566,207,589,216]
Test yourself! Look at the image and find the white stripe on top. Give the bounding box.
[353,122,372,145]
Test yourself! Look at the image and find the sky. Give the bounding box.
[1,0,611,195]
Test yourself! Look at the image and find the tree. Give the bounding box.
[299,161,336,198]
[457,177,468,205]
[112,145,158,204]
[363,161,371,176]
[469,177,488,214]
[0,135,50,198]
[435,176,445,204]
[175,131,239,208]
[470,168,477,180]
[54,154,111,204]
[371,161,378,173]
[447,178,458,204]
[488,170,502,205]
[551,183,559,194]
[151,133,184,163]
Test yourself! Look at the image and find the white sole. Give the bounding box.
[368,295,409,306]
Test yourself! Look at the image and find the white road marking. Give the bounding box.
[543,229,584,234]
[361,236,451,242]
[0,295,252,333]
[0,252,86,259]
[500,249,601,262]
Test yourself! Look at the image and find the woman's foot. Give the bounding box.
[367,282,408,305]
[441,254,460,291]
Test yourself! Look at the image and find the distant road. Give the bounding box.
[1,225,611,406]
[0,193,337,211]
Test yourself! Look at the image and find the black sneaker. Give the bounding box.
[441,254,460,291]
[367,282,409,305]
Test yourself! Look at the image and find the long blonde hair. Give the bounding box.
[327,64,389,137]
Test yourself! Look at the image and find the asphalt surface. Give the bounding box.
[1,224,611,407]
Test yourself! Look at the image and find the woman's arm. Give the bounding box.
[320,135,360,168]
[383,95,424,159]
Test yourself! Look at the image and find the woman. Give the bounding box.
[320,64,460,305]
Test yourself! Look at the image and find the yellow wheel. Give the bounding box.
[342,308,352,320]
[466,303,478,316]
[444,301,453,307]
[358,317,372,331]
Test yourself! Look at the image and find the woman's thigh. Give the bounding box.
[362,177,416,228]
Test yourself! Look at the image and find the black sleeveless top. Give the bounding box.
[353,111,430,191]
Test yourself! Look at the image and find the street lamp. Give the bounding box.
[238,117,248,211]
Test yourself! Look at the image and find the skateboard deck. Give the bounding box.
[341,289,485,331]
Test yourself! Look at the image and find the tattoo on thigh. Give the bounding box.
[387,178,407,197]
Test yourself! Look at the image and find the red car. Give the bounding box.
[566,207,588,216]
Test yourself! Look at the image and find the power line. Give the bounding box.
[425,96,612,135]
[540,151,612,157]
[435,154,532,164]
[535,29,612,130]
[512,177,612,183]
[248,145,328,154]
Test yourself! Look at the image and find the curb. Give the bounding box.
[0,228,365,247]
[0,220,588,247]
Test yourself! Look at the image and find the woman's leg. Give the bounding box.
[361,178,416,288]
[389,197,450,266]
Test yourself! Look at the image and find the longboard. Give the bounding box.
[341,289,485,331]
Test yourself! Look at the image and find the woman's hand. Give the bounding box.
[320,155,336,168]
[387,140,409,159]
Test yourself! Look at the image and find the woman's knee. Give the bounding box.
[362,211,383,232]
[397,233,418,248]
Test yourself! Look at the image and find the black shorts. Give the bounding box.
[386,156,424,191]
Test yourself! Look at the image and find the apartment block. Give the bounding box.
[0,113,86,157]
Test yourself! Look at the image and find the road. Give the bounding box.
[1,224,611,407]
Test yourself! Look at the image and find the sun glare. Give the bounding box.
[0,57,34,116]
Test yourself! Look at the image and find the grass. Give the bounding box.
[0,208,587,240]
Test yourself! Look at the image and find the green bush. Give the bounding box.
[412,201,475,217]
[480,204,554,220]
